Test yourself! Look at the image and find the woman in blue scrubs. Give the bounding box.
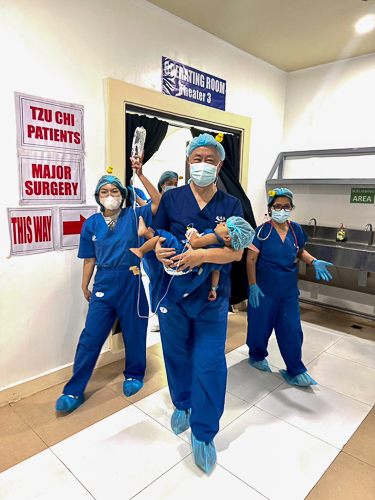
[246,188,333,386]
[147,134,245,473]
[130,171,178,207]
[56,158,161,412]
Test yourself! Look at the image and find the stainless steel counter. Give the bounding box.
[300,225,375,286]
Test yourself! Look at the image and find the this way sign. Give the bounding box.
[58,207,97,250]
[8,207,57,256]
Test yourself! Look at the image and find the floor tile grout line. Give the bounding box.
[218,405,254,433]
[252,405,361,453]
[47,448,97,499]
[315,349,375,371]
[340,449,375,470]
[8,401,52,449]
[129,453,194,500]
[131,400,194,446]
[214,463,271,499]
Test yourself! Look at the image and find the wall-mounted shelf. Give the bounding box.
[266,147,375,188]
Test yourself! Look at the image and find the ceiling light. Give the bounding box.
[355,15,375,33]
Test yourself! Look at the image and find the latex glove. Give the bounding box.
[248,284,264,308]
[313,260,333,281]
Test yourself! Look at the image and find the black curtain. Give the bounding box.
[125,113,169,207]
[191,128,257,305]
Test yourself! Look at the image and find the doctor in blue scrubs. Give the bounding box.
[148,134,244,473]
[246,188,333,386]
[56,158,161,412]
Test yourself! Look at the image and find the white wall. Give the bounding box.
[0,0,286,391]
[283,54,375,314]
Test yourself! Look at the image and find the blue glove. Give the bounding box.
[313,260,333,281]
[248,284,265,308]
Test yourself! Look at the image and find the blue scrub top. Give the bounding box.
[147,184,244,305]
[252,221,308,298]
[78,203,152,269]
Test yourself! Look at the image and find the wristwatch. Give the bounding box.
[310,258,316,265]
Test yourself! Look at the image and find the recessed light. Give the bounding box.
[356,15,375,33]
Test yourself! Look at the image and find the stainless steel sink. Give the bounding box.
[300,224,375,285]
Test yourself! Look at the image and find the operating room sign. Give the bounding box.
[18,152,85,205]
[162,57,226,111]
[15,92,85,154]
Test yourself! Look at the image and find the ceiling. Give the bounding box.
[148,0,375,71]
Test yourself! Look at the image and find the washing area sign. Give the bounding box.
[350,188,375,204]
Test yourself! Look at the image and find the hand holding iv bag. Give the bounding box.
[131,127,146,161]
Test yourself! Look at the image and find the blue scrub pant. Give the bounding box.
[246,295,306,377]
[63,268,148,397]
[158,295,229,443]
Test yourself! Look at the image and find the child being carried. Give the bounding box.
[130,216,254,301]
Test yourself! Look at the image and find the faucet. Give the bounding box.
[365,224,373,245]
[308,218,317,238]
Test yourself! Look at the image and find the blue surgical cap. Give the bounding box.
[95,175,127,212]
[227,216,255,251]
[158,171,178,193]
[187,133,225,161]
[268,187,294,206]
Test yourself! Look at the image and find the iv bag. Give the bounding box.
[131,127,146,158]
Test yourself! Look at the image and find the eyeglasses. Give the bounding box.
[272,204,292,211]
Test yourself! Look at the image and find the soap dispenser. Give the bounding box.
[336,223,347,242]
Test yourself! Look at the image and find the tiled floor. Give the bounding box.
[1,308,375,500]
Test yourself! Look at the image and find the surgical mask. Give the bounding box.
[164,185,176,192]
[190,163,218,187]
[272,209,291,223]
[100,195,122,210]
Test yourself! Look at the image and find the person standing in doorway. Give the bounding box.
[146,134,244,473]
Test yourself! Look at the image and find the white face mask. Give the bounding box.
[272,209,291,223]
[100,195,122,210]
[164,185,177,192]
[190,162,218,187]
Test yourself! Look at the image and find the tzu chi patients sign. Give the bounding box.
[162,57,226,111]
[15,93,84,154]
[19,152,85,205]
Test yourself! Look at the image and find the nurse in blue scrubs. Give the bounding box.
[246,188,333,386]
[56,158,161,412]
[147,134,244,473]
[129,171,178,207]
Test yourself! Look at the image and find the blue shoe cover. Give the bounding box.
[191,432,216,473]
[56,395,84,412]
[123,378,143,397]
[171,408,191,435]
[279,370,318,386]
[249,357,272,373]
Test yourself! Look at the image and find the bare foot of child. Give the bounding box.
[138,216,148,238]
[130,247,144,258]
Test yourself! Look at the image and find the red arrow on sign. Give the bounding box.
[63,215,86,235]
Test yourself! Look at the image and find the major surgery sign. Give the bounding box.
[162,57,226,111]
[18,152,85,205]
